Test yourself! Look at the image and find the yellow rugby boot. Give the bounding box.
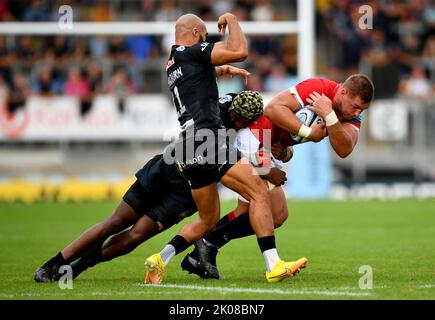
[265,257,308,283]
[284,257,308,276]
[144,253,166,284]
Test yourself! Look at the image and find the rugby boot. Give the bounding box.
[144,253,166,284]
[265,257,308,283]
[194,239,220,279]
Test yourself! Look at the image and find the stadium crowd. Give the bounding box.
[0,0,433,115]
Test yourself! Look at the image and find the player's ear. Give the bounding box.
[192,27,199,37]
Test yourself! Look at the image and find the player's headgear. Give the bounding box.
[229,90,264,121]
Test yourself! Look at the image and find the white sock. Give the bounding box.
[160,244,176,265]
[263,249,281,272]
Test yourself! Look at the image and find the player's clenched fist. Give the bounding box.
[217,13,237,36]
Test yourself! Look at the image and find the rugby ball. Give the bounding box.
[290,107,324,144]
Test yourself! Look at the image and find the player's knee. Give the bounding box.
[126,230,145,247]
[251,181,270,202]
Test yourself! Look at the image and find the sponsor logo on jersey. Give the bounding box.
[178,155,204,168]
[176,46,185,52]
[166,58,175,70]
[200,42,209,51]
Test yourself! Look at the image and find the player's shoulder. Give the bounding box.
[296,77,339,89]
[174,43,214,65]
[180,42,213,54]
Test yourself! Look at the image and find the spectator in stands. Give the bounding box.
[264,63,297,92]
[64,67,90,97]
[33,66,63,96]
[24,0,49,21]
[423,3,435,27]
[52,36,71,64]
[397,34,423,75]
[245,72,263,92]
[246,51,275,79]
[0,0,13,21]
[0,35,14,87]
[232,3,249,21]
[279,36,298,75]
[86,61,103,94]
[0,74,8,104]
[105,67,135,113]
[16,36,37,73]
[127,35,156,62]
[70,37,90,65]
[90,0,115,22]
[211,0,233,18]
[361,30,401,98]
[140,0,158,21]
[88,0,115,60]
[64,67,92,115]
[399,65,433,99]
[155,0,182,21]
[8,73,30,113]
[251,0,274,21]
[422,35,435,61]
[421,35,435,82]
[107,36,131,61]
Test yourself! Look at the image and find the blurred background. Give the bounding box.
[0,0,434,202]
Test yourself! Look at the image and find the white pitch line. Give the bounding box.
[2,283,432,299]
[0,290,186,299]
[416,284,435,288]
[138,283,372,297]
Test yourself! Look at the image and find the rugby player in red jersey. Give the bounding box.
[183,74,375,279]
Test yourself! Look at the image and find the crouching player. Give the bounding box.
[182,74,375,279]
[33,90,265,282]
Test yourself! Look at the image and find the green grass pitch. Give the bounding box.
[1,199,434,300]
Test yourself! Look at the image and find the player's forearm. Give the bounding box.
[326,123,355,158]
[225,15,248,60]
[264,104,302,135]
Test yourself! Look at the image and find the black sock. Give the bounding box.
[169,235,190,255]
[257,235,276,253]
[204,212,253,248]
[85,246,104,266]
[67,247,103,280]
[214,214,230,228]
[43,252,66,268]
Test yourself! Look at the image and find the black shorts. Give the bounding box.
[122,155,197,229]
[170,129,241,189]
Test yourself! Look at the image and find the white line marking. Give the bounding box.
[2,283,431,299]
[0,290,184,298]
[138,283,371,297]
[416,284,435,288]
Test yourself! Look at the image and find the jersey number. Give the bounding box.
[173,86,186,117]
